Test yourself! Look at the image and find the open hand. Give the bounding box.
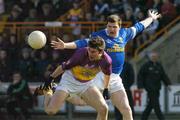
[50,37,65,50]
[148,9,162,20]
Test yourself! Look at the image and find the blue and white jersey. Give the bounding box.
[75,22,144,74]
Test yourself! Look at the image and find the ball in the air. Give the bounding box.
[28,31,46,49]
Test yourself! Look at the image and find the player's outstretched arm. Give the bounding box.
[140,10,162,28]
[43,65,64,89]
[51,37,77,50]
[50,65,64,78]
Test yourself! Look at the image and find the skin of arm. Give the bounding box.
[104,74,110,89]
[50,65,64,78]
[51,38,77,49]
[140,17,154,28]
[64,42,77,49]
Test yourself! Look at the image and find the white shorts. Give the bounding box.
[56,70,94,96]
[92,72,125,94]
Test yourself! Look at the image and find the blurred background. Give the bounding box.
[0,0,179,120]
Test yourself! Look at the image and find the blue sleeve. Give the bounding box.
[125,22,145,42]
[90,32,97,37]
[134,22,145,33]
[74,38,89,48]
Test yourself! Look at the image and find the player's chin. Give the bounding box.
[109,33,116,37]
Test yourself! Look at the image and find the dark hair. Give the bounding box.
[88,36,105,51]
[107,14,122,26]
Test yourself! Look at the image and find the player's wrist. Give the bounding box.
[64,43,67,49]
[149,16,154,21]
[103,88,110,100]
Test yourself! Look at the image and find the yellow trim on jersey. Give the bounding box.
[71,66,100,81]
[106,47,124,52]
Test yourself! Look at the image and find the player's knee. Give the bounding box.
[45,108,57,115]
[121,105,132,115]
[99,103,108,114]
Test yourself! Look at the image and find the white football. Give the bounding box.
[28,30,47,49]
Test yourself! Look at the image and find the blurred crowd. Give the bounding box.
[0,0,179,83]
[0,0,178,23]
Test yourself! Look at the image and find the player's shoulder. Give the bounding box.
[91,29,106,36]
[77,47,87,52]
[102,51,112,64]
[120,27,130,32]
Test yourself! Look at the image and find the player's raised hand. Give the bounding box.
[148,9,162,20]
[51,37,65,50]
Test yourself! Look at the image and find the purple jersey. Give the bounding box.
[62,48,112,82]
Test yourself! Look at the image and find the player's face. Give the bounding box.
[150,53,158,62]
[106,22,120,38]
[87,47,102,61]
[13,73,22,84]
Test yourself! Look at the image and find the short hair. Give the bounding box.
[88,36,105,51]
[107,14,122,26]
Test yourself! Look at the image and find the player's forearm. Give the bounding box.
[140,17,154,28]
[104,75,110,89]
[64,42,77,49]
[50,65,64,78]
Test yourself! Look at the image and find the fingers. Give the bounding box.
[50,37,65,49]
[50,41,62,49]
[57,37,63,42]
[50,40,59,45]
[157,14,162,19]
[50,42,61,49]
[148,9,162,20]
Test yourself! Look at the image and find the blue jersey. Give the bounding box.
[75,22,144,74]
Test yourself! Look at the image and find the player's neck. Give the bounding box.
[105,29,119,38]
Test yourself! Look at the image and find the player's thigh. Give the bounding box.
[111,89,130,109]
[81,86,107,110]
[66,95,87,106]
[48,90,69,110]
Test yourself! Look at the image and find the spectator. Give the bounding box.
[0,49,11,82]
[24,8,39,22]
[17,47,35,81]
[6,71,33,120]
[7,34,19,70]
[137,51,171,120]
[114,56,135,120]
[34,50,50,82]
[39,2,56,21]
[143,19,159,40]
[161,0,177,26]
[152,0,162,12]
[52,0,72,16]
[108,0,124,15]
[7,5,23,22]
[67,2,83,38]
[124,8,135,23]
[67,2,83,21]
[0,33,8,49]
[174,0,180,15]
[0,0,5,14]
[84,12,96,21]
[94,0,109,18]
[15,0,34,19]
[133,10,146,49]
[0,80,8,120]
